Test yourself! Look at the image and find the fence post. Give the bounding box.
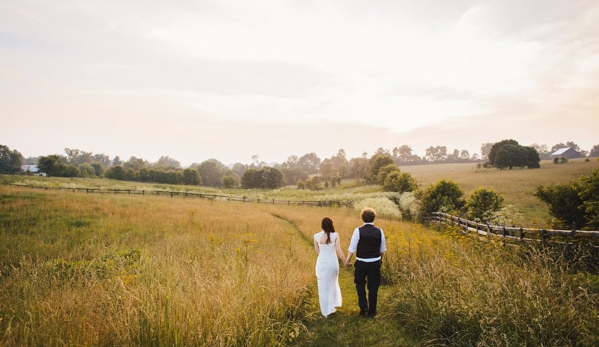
[272,199,275,204]
[541,229,546,243]
[520,227,524,242]
[503,226,506,238]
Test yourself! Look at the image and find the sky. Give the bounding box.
[1,0,598,166]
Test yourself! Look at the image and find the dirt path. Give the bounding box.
[272,214,417,347]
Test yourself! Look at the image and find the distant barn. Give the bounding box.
[550,147,581,159]
[21,165,40,173]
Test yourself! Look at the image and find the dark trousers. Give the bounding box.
[354,260,381,316]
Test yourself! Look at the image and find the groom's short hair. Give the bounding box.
[361,208,376,223]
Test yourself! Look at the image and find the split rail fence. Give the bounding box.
[3,183,346,207]
[429,211,599,246]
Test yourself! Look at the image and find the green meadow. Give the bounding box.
[2,159,599,346]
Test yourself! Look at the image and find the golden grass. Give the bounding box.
[0,186,314,346]
[402,159,599,226]
[2,184,598,346]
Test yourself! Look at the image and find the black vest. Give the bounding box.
[356,224,382,259]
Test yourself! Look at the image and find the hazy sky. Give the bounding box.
[2,0,598,166]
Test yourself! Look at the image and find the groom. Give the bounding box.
[345,207,386,318]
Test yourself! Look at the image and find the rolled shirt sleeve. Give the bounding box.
[348,227,360,254]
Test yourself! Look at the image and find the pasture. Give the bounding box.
[1,182,599,346]
[402,158,599,226]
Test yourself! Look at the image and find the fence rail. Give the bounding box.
[2,183,344,207]
[429,212,599,245]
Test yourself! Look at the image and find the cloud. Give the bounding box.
[1,0,598,165]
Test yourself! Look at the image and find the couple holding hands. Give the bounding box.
[313,207,386,319]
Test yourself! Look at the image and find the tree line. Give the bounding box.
[2,140,599,190]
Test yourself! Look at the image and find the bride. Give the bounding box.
[313,217,347,318]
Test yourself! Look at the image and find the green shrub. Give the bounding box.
[466,187,504,222]
[419,179,465,217]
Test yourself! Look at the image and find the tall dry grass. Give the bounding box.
[0,186,314,346]
[382,223,599,346]
[3,185,598,346]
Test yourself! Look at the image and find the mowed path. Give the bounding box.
[273,214,417,347]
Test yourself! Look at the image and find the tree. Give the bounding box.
[198,160,225,187]
[38,155,67,177]
[183,168,202,185]
[319,161,336,181]
[280,167,309,186]
[64,164,81,177]
[124,157,149,171]
[231,163,247,178]
[298,153,321,174]
[425,146,447,162]
[383,172,418,194]
[79,163,96,177]
[534,182,586,229]
[323,149,349,178]
[494,144,522,169]
[370,155,394,180]
[589,145,599,157]
[166,170,183,184]
[489,140,540,169]
[125,168,138,181]
[155,156,181,169]
[376,164,400,185]
[282,155,299,169]
[566,141,580,151]
[93,154,112,168]
[466,187,504,222]
[488,139,519,166]
[261,167,284,189]
[348,156,369,181]
[420,179,465,217]
[392,145,413,164]
[91,163,104,177]
[296,179,306,189]
[104,165,126,180]
[306,176,322,190]
[578,169,599,230]
[138,168,150,182]
[524,146,541,168]
[112,156,123,166]
[64,148,93,166]
[0,145,24,174]
[530,143,550,160]
[480,143,493,160]
[241,168,261,189]
[221,175,238,188]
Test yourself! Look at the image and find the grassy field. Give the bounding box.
[2,184,598,346]
[4,158,599,228]
[402,158,599,226]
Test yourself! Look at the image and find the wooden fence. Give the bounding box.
[2,183,347,207]
[429,212,599,245]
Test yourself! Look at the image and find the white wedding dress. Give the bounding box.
[314,231,342,317]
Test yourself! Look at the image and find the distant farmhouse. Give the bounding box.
[550,147,581,159]
[21,165,45,176]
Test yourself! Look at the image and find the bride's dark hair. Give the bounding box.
[321,217,336,244]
